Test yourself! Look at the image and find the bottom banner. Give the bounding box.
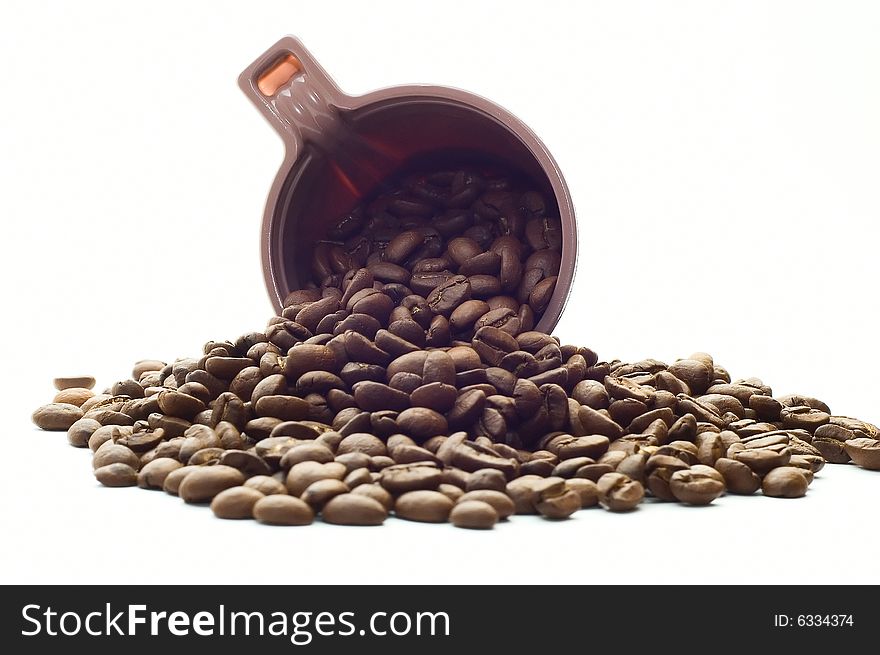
[2,585,868,652]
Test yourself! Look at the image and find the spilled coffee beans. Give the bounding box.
[32,165,880,529]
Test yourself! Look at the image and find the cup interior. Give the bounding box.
[266,95,574,331]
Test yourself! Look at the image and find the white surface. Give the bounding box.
[1,0,879,584]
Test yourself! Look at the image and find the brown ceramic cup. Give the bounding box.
[239,36,576,333]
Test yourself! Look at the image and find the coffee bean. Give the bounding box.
[32,403,84,431]
[449,300,490,332]
[844,437,880,470]
[343,467,372,489]
[450,500,498,529]
[598,472,645,511]
[380,462,442,494]
[456,489,515,519]
[285,345,339,379]
[353,381,410,412]
[396,407,448,441]
[54,376,96,391]
[66,418,102,448]
[732,445,791,474]
[53,387,95,407]
[762,466,810,498]
[137,458,183,489]
[780,406,830,431]
[564,478,600,508]
[280,442,335,468]
[93,443,140,470]
[162,465,197,495]
[95,463,138,487]
[465,468,507,492]
[713,457,761,495]
[218,449,272,476]
[301,478,349,510]
[337,433,387,457]
[426,275,471,316]
[473,326,518,366]
[178,465,246,503]
[322,493,387,525]
[535,485,582,519]
[350,483,395,511]
[577,405,623,439]
[668,359,713,395]
[669,467,725,505]
[253,495,315,525]
[286,461,346,496]
[244,475,288,496]
[211,486,264,519]
[528,276,556,313]
[394,490,454,522]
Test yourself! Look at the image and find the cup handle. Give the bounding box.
[238,36,345,153]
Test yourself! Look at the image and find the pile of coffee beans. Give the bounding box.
[32,166,880,529]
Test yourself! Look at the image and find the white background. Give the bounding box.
[1,0,879,584]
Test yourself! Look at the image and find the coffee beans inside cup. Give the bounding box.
[32,165,880,528]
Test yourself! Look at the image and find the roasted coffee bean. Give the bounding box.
[472,326,518,366]
[244,475,288,496]
[253,495,314,525]
[778,406,829,432]
[564,478,600,508]
[137,458,184,489]
[528,276,556,313]
[465,468,507,492]
[95,463,138,487]
[390,443,440,465]
[447,388,486,430]
[285,345,339,379]
[645,454,689,501]
[669,466,725,505]
[178,466,245,503]
[777,394,830,413]
[713,457,761,495]
[380,462,442,494]
[93,443,140,471]
[456,489,515,519]
[450,500,498,529]
[301,478,349,510]
[322,494,387,525]
[396,407,448,441]
[32,403,83,431]
[54,387,95,407]
[597,472,644,511]
[66,418,102,448]
[535,485,582,519]
[426,275,471,315]
[353,381,410,412]
[285,461,347,496]
[844,437,880,470]
[732,445,791,474]
[762,467,810,498]
[54,376,96,391]
[162,465,197,495]
[254,395,311,421]
[668,359,713,395]
[219,449,272,476]
[211,486,264,519]
[577,405,623,439]
[410,382,457,413]
[350,483,395,511]
[394,490,454,522]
